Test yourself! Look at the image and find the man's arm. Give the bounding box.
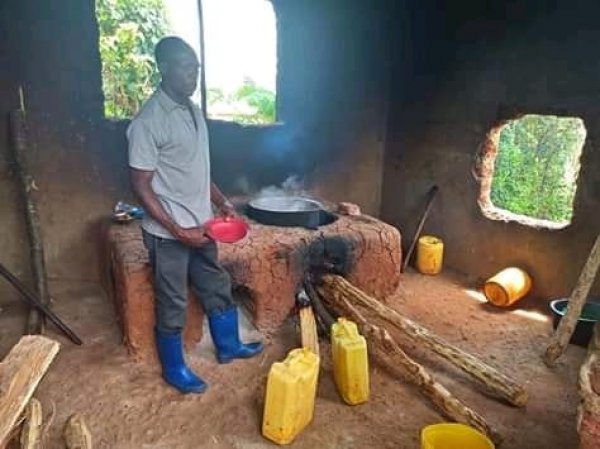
[131,168,208,246]
[211,182,235,217]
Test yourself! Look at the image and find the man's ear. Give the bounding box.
[157,61,168,76]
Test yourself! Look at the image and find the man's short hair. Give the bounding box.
[155,36,195,65]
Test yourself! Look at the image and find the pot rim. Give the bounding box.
[549,298,600,323]
[248,196,323,213]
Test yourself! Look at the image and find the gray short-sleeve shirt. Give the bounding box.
[127,88,213,239]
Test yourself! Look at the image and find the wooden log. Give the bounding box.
[9,106,51,335]
[0,336,60,447]
[324,290,502,445]
[577,322,600,449]
[64,414,92,449]
[299,306,320,357]
[320,274,528,407]
[304,279,335,332]
[20,398,42,449]
[545,234,600,366]
[579,323,600,409]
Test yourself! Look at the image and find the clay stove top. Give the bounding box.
[105,211,402,361]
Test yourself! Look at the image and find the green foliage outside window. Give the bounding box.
[207,79,276,125]
[96,0,170,118]
[491,115,586,223]
[97,0,276,123]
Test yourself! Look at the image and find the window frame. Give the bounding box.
[197,0,279,126]
[474,113,586,230]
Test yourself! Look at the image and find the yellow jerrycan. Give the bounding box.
[331,318,370,405]
[416,235,444,275]
[262,348,320,445]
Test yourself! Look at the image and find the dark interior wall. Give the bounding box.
[0,0,393,305]
[0,0,113,308]
[208,0,393,208]
[383,0,600,299]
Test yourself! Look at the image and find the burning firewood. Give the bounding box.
[319,274,528,407]
[320,290,502,444]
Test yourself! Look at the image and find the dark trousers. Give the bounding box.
[143,230,234,334]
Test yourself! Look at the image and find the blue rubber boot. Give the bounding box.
[155,329,207,394]
[208,308,264,364]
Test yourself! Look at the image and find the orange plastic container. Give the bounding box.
[483,267,532,307]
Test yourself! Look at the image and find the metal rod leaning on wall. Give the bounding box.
[402,185,439,273]
[8,86,51,334]
[0,262,83,345]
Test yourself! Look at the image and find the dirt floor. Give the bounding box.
[0,270,586,449]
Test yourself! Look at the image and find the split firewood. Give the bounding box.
[0,336,60,447]
[64,414,92,449]
[320,274,528,407]
[20,398,42,449]
[323,291,501,445]
[545,234,600,366]
[299,306,320,357]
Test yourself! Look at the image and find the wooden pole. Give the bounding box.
[9,95,51,335]
[324,291,502,445]
[545,234,600,365]
[197,0,208,117]
[577,322,599,448]
[0,336,60,447]
[320,274,528,407]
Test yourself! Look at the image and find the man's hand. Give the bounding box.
[172,225,210,247]
[218,201,237,220]
[211,183,238,220]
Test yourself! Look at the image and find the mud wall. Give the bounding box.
[0,0,394,306]
[382,0,600,299]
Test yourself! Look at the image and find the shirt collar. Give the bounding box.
[156,87,188,112]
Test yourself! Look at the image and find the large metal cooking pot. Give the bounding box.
[246,196,337,229]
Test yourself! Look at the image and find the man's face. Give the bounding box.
[162,50,199,98]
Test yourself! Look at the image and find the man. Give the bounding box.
[127,36,263,394]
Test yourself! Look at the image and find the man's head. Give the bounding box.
[155,37,199,98]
